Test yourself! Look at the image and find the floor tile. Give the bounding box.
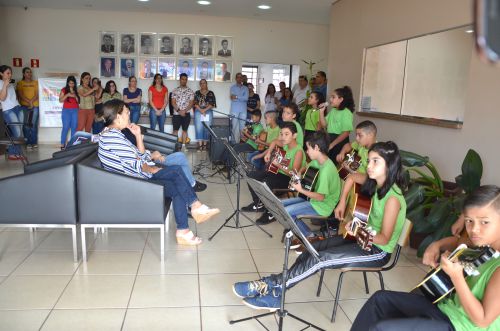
[90,231,149,251]
[201,306,277,331]
[123,307,201,330]
[0,230,49,251]
[275,301,352,330]
[138,248,198,275]
[338,298,367,323]
[0,275,71,309]
[40,309,125,331]
[76,251,142,275]
[0,250,31,276]
[13,251,79,275]
[243,230,284,249]
[199,273,260,306]
[55,275,135,309]
[128,274,199,308]
[198,250,257,274]
[197,230,248,250]
[36,229,90,252]
[0,310,50,331]
[250,248,298,274]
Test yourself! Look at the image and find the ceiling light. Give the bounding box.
[198,1,211,5]
[465,29,474,33]
[258,4,271,10]
[138,0,149,2]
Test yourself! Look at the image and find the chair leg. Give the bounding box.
[332,272,345,322]
[81,226,87,262]
[363,271,369,294]
[316,269,325,297]
[71,226,78,263]
[377,271,385,290]
[160,225,165,261]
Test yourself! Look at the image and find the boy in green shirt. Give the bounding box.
[247,111,279,170]
[233,109,264,154]
[336,120,377,175]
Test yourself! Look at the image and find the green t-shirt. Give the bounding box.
[305,108,320,131]
[309,159,341,216]
[279,144,305,176]
[438,256,500,331]
[266,125,280,144]
[367,184,406,253]
[351,141,369,174]
[246,123,264,150]
[325,108,354,134]
[293,120,304,147]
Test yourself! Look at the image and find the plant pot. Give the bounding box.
[409,229,429,250]
[443,180,462,198]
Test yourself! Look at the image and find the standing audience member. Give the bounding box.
[92,78,104,134]
[0,65,24,160]
[246,83,260,122]
[102,80,122,103]
[148,74,168,133]
[58,76,79,149]
[98,99,220,246]
[279,88,293,109]
[194,79,216,151]
[77,72,97,133]
[313,71,328,99]
[123,76,142,124]
[229,73,249,143]
[292,75,310,108]
[242,75,248,87]
[16,67,39,149]
[264,84,278,113]
[171,73,195,145]
[275,81,286,101]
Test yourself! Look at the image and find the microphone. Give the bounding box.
[319,102,329,109]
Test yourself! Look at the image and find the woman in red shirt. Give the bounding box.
[148,74,168,132]
[58,76,80,149]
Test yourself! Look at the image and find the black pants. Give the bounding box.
[328,133,349,166]
[247,170,290,204]
[233,142,256,154]
[351,290,455,331]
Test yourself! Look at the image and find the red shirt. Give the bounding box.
[149,85,168,109]
[61,88,79,109]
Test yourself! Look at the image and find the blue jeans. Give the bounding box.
[150,165,198,230]
[129,104,141,124]
[158,152,196,187]
[230,109,247,143]
[67,131,93,146]
[21,106,38,145]
[3,105,24,155]
[92,120,105,134]
[149,108,166,132]
[282,197,319,237]
[247,150,265,170]
[193,109,213,141]
[61,108,79,145]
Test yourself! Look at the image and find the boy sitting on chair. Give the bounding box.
[247,111,280,171]
[233,109,263,154]
[336,120,377,176]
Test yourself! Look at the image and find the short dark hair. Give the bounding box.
[221,39,228,45]
[0,65,12,74]
[162,36,171,42]
[251,109,262,119]
[200,37,209,43]
[279,121,297,134]
[284,102,300,118]
[179,73,188,79]
[316,71,326,79]
[265,111,278,121]
[306,131,330,154]
[299,75,308,83]
[463,185,500,214]
[356,120,377,135]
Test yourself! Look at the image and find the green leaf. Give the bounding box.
[456,149,483,194]
[425,199,452,229]
[400,150,429,167]
[416,212,457,257]
[404,184,425,210]
[406,204,426,231]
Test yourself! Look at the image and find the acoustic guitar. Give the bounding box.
[240,124,254,143]
[256,131,268,151]
[338,150,362,180]
[414,244,499,304]
[266,147,291,174]
[289,166,320,200]
[339,183,373,250]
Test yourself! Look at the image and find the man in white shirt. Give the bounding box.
[292,75,311,108]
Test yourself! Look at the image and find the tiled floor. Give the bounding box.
[0,145,428,331]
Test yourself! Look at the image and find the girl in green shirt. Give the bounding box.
[351,185,500,331]
[304,91,324,148]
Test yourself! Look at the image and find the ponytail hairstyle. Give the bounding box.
[102,99,127,127]
[334,85,355,113]
[309,91,325,108]
[361,141,407,199]
[463,185,500,215]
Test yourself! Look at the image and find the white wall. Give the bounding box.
[0,6,329,142]
[328,0,499,185]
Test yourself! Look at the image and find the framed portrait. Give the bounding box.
[158,34,176,56]
[177,58,194,80]
[195,59,214,81]
[120,33,136,55]
[120,58,136,78]
[177,34,195,56]
[197,35,214,57]
[216,36,233,58]
[215,61,232,82]
[138,57,157,80]
[158,57,176,80]
[139,32,157,56]
[100,56,116,78]
[100,31,117,54]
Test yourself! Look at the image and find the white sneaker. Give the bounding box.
[191,204,220,224]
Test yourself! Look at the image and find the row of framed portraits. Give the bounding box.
[100,56,233,82]
[99,31,234,58]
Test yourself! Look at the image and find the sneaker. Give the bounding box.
[243,290,282,311]
[256,212,275,225]
[241,202,264,212]
[193,181,207,192]
[233,276,276,298]
[191,204,220,224]
[26,144,33,150]
[7,155,21,161]
[32,144,38,149]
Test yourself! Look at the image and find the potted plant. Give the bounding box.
[402,149,483,256]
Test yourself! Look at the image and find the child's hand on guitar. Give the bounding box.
[440,252,464,280]
[336,153,345,164]
[422,241,441,268]
[264,153,271,163]
[291,181,302,192]
[344,221,354,236]
[334,201,346,220]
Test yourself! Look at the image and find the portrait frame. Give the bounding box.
[158,57,176,80]
[138,57,158,80]
[195,59,214,81]
[158,33,176,56]
[177,34,196,57]
[177,58,195,80]
[139,32,157,56]
[119,32,137,55]
[215,60,232,82]
[99,31,117,55]
[215,36,233,58]
[120,57,136,79]
[197,35,214,57]
[100,56,117,78]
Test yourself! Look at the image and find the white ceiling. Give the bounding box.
[0,0,335,25]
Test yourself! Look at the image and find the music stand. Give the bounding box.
[208,138,273,241]
[229,178,325,331]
